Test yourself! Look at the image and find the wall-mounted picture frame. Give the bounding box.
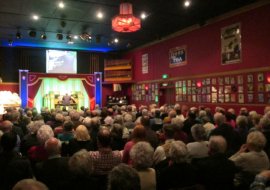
[169,46,187,67]
[221,23,241,65]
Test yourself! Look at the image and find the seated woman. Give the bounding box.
[130,141,156,190]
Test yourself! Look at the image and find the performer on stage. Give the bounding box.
[62,93,75,106]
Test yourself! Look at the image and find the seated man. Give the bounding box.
[62,93,75,106]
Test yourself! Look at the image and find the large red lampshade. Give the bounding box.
[112,2,141,32]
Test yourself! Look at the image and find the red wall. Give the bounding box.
[0,83,19,93]
[124,5,270,80]
[122,4,270,114]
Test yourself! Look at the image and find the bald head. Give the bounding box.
[45,137,61,156]
[0,120,13,133]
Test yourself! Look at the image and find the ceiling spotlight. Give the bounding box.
[32,14,39,20]
[97,11,103,19]
[140,13,147,19]
[56,33,63,40]
[41,33,47,40]
[114,38,119,43]
[58,1,65,8]
[73,35,78,39]
[184,0,191,7]
[16,32,22,39]
[29,30,37,37]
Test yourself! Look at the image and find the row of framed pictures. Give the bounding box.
[175,72,270,104]
[132,83,159,102]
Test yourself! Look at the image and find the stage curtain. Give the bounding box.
[28,79,42,107]
[82,80,95,110]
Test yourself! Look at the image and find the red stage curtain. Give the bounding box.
[28,79,42,108]
[82,80,95,110]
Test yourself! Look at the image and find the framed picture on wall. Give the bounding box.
[169,46,187,67]
[221,23,241,65]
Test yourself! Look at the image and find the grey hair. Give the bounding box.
[124,114,133,122]
[69,149,94,175]
[247,131,266,151]
[191,124,206,141]
[36,125,54,145]
[209,135,227,154]
[169,141,188,163]
[27,120,45,134]
[171,117,183,129]
[130,141,154,170]
[108,163,140,190]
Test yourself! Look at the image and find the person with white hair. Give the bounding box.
[28,125,54,163]
[192,135,237,190]
[130,141,156,190]
[157,141,197,190]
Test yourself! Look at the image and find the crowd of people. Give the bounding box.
[1,103,270,190]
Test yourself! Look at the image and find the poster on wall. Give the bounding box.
[142,53,148,74]
[221,23,241,65]
[169,46,187,67]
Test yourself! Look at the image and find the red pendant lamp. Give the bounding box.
[112,2,141,32]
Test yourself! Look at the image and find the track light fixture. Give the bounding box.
[41,33,47,40]
[56,33,63,40]
[16,31,22,39]
[29,30,37,37]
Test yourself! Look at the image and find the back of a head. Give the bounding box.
[214,112,226,126]
[131,124,146,142]
[0,131,17,152]
[108,164,140,190]
[169,140,188,163]
[97,127,111,147]
[63,120,74,131]
[69,149,94,176]
[209,135,227,155]
[0,120,13,133]
[75,125,90,141]
[163,124,175,139]
[45,137,61,156]
[130,141,154,170]
[247,131,266,152]
[191,124,206,141]
[140,115,150,128]
[12,179,48,190]
[37,125,54,145]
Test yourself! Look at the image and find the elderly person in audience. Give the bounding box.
[35,137,70,190]
[108,164,140,190]
[157,141,197,190]
[57,120,74,142]
[230,131,269,175]
[122,124,146,164]
[28,125,54,163]
[89,127,122,176]
[12,179,48,190]
[154,123,174,163]
[235,115,249,144]
[130,141,156,190]
[20,120,44,156]
[68,149,98,190]
[187,124,209,160]
[192,135,237,190]
[201,116,215,137]
[171,117,188,143]
[63,125,93,156]
[110,123,126,151]
[213,112,226,127]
